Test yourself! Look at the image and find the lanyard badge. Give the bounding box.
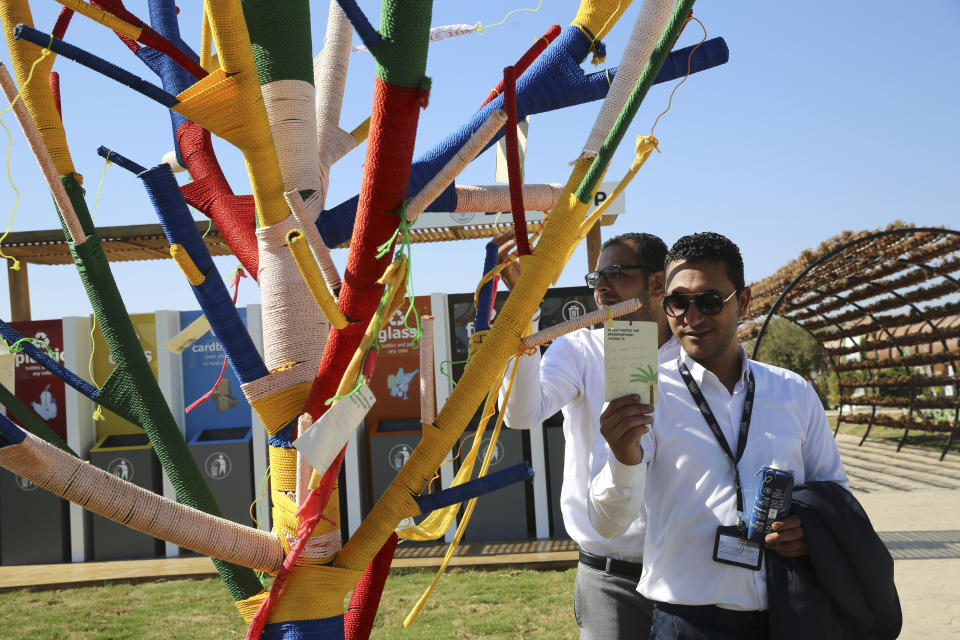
[678,356,762,571]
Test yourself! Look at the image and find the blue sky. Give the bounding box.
[0,0,957,321]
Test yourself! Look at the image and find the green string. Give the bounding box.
[3,337,57,360]
[374,203,422,348]
[439,359,468,388]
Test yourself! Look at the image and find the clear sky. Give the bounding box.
[0,0,957,321]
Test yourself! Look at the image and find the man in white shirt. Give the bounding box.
[495,231,677,639]
[589,232,849,640]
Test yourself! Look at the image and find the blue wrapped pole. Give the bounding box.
[97,147,269,386]
[473,242,500,333]
[414,462,533,514]
[0,319,100,402]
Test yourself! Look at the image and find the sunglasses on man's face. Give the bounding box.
[661,290,738,318]
[584,264,650,288]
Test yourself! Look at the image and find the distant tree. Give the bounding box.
[746,317,832,406]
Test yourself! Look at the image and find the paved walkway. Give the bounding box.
[836,434,960,639]
[1,434,957,637]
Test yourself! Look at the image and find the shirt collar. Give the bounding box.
[678,344,751,391]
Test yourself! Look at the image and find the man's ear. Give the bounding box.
[737,286,752,320]
[649,271,665,299]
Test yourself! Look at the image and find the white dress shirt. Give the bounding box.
[589,346,849,610]
[499,322,678,562]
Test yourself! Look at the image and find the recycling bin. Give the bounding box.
[187,427,254,526]
[543,412,569,539]
[367,418,423,512]
[0,468,69,565]
[88,432,163,560]
[456,423,533,541]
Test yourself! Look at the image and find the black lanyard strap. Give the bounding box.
[677,355,756,522]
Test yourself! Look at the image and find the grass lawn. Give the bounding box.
[0,567,578,639]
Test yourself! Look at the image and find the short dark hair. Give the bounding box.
[664,232,745,291]
[600,233,668,272]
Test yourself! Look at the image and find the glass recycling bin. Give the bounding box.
[0,467,69,565]
[88,432,163,560]
[187,426,254,526]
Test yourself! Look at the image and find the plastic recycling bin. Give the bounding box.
[88,432,163,560]
[187,427,254,526]
[0,467,69,565]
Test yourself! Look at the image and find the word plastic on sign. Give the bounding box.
[293,383,377,477]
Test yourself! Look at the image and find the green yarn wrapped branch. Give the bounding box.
[244,0,314,84]
[58,175,263,602]
[372,0,433,88]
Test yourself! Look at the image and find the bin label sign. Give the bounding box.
[387,367,418,400]
[15,475,38,491]
[389,443,414,471]
[480,437,504,467]
[108,458,134,481]
[204,452,232,480]
[562,301,587,321]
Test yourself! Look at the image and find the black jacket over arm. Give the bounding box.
[766,481,902,640]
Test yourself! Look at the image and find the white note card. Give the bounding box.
[293,383,376,477]
[604,320,658,403]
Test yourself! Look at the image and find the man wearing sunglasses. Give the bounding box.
[588,232,849,640]
[494,230,677,640]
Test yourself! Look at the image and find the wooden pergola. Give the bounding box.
[1,218,611,322]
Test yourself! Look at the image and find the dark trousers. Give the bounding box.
[650,602,769,640]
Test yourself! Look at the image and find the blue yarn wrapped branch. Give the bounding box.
[96,146,269,387]
[13,24,179,108]
[414,462,534,514]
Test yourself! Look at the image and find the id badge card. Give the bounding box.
[713,525,762,571]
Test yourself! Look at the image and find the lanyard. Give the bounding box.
[677,355,755,527]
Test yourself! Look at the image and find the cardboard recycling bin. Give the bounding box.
[88,432,163,560]
[187,427,255,526]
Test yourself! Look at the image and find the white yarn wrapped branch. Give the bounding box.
[0,63,86,244]
[285,189,342,294]
[453,183,564,214]
[419,315,436,425]
[0,431,284,573]
[314,1,356,196]
[264,79,322,193]
[579,0,673,160]
[406,109,507,221]
[352,23,479,53]
[521,298,641,348]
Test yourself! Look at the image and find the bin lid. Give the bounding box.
[90,431,153,451]
[372,418,422,435]
[187,426,252,445]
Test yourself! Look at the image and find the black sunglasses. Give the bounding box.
[662,290,738,318]
[584,264,652,288]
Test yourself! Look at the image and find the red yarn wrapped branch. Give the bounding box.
[177,121,259,278]
[344,533,399,640]
[502,65,529,255]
